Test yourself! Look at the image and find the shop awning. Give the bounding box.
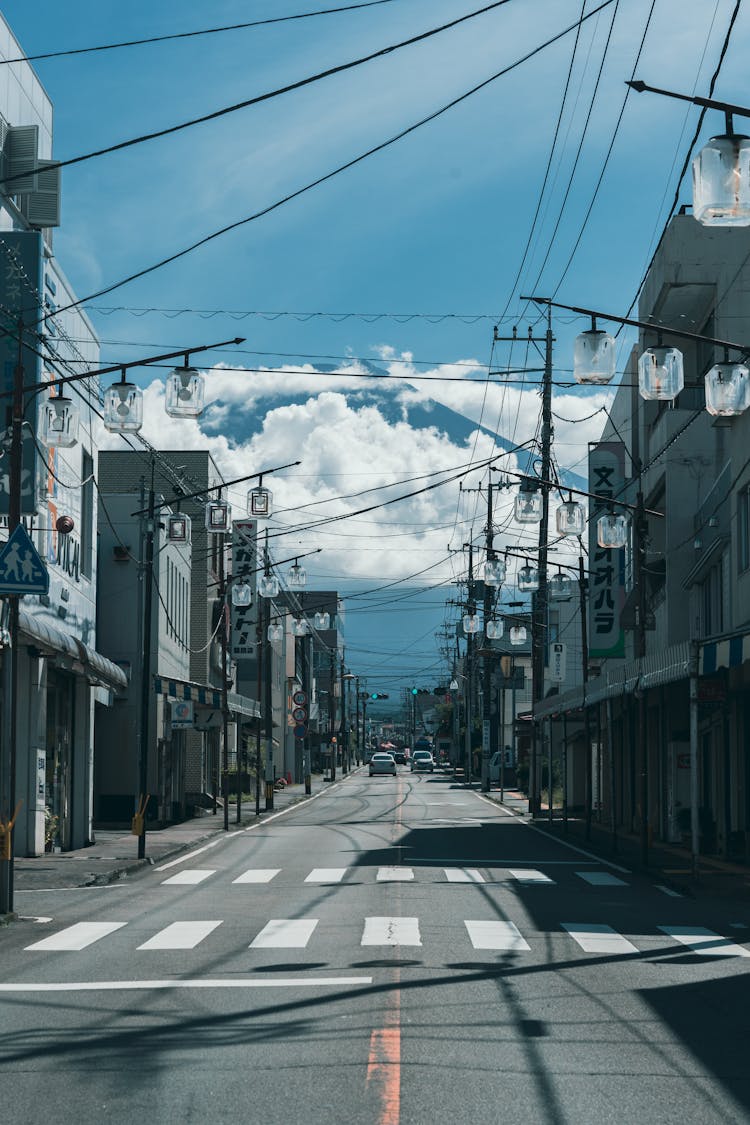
[154,675,260,718]
[700,633,750,675]
[19,608,128,692]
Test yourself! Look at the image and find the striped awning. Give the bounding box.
[154,676,260,718]
[700,634,750,675]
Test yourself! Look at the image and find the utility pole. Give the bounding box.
[464,541,476,787]
[482,483,495,793]
[579,555,593,842]
[329,649,337,782]
[218,521,230,832]
[355,676,361,767]
[136,461,156,860]
[263,532,274,810]
[504,309,555,817]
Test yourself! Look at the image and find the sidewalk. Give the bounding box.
[485,786,750,901]
[13,771,353,893]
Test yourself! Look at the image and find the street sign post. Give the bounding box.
[0,524,48,596]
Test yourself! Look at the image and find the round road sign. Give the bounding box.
[292,706,307,722]
[294,724,307,739]
[292,690,307,706]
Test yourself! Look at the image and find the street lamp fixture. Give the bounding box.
[555,494,585,536]
[231,578,252,607]
[573,317,617,384]
[287,560,307,589]
[103,370,143,433]
[483,557,506,585]
[248,475,273,518]
[292,618,310,636]
[166,513,191,544]
[517,561,540,593]
[204,497,231,532]
[41,391,78,447]
[267,621,284,642]
[597,511,629,549]
[638,342,684,401]
[509,623,527,645]
[514,478,543,524]
[259,573,279,598]
[486,618,504,639]
[705,358,750,417]
[314,611,330,629]
[627,81,750,227]
[462,613,481,634]
[549,570,574,600]
[165,361,205,418]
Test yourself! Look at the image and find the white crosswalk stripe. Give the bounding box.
[658,926,750,957]
[465,920,530,951]
[137,921,223,950]
[25,922,126,951]
[444,868,485,883]
[161,869,216,886]
[376,867,414,881]
[575,871,627,887]
[562,923,637,954]
[232,869,281,884]
[362,917,421,946]
[510,869,555,885]
[250,919,319,948]
[305,868,348,883]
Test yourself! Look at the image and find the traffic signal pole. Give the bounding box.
[481,483,494,794]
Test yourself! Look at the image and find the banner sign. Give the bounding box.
[0,231,44,515]
[230,519,258,659]
[588,441,626,659]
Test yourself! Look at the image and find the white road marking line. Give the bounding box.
[305,868,348,883]
[562,923,637,954]
[25,922,126,951]
[655,885,682,897]
[250,919,319,948]
[465,920,530,951]
[161,869,216,886]
[155,837,228,872]
[509,869,555,885]
[444,868,485,883]
[232,869,281,884]
[471,793,632,872]
[575,871,627,887]
[362,917,422,946]
[376,867,414,881]
[658,926,750,957]
[0,977,373,993]
[137,921,223,950]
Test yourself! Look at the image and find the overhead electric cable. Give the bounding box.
[44,0,617,322]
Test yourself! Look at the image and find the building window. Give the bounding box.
[80,450,93,578]
[701,561,724,636]
[739,487,750,574]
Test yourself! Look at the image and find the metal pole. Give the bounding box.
[255,597,263,817]
[137,461,156,859]
[547,716,553,823]
[608,696,617,853]
[482,483,494,793]
[263,535,274,810]
[500,669,506,802]
[329,649,337,782]
[355,677,361,767]
[635,486,649,865]
[341,656,348,775]
[0,321,23,914]
[562,711,568,833]
[579,555,592,842]
[689,642,700,877]
[465,541,476,787]
[218,531,230,832]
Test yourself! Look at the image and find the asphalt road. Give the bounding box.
[3,768,750,1125]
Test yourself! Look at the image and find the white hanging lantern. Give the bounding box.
[204,498,231,532]
[638,346,684,401]
[248,483,273,518]
[259,573,279,598]
[41,394,78,448]
[167,513,191,544]
[517,563,539,592]
[463,613,481,635]
[549,572,573,600]
[103,375,143,433]
[165,364,205,418]
[597,512,628,549]
[693,131,750,227]
[231,579,252,607]
[705,361,750,417]
[486,619,504,640]
[514,481,543,524]
[287,561,307,589]
[573,327,616,384]
[267,622,284,642]
[556,497,585,536]
[292,618,310,637]
[510,624,527,646]
[314,611,330,629]
[484,558,506,585]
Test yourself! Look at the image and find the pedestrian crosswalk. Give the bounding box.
[23,915,749,958]
[159,864,632,888]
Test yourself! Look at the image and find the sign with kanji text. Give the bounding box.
[550,642,566,683]
[231,520,258,659]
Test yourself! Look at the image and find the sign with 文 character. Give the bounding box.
[231,520,258,659]
[588,441,626,658]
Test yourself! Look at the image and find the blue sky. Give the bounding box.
[2,0,746,689]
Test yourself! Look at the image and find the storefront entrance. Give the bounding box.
[45,668,75,851]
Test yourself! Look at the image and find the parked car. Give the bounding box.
[369,752,397,777]
[410,750,434,773]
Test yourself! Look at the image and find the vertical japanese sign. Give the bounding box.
[0,231,43,514]
[588,441,626,658]
[230,519,257,659]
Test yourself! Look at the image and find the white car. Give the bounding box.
[369,752,397,777]
[410,750,434,773]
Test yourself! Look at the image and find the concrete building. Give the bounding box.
[0,15,126,858]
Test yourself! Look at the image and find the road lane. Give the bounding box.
[4,768,750,1124]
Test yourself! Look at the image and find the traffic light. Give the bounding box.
[370,692,389,700]
[411,687,418,696]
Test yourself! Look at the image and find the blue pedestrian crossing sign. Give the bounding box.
[0,524,49,596]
